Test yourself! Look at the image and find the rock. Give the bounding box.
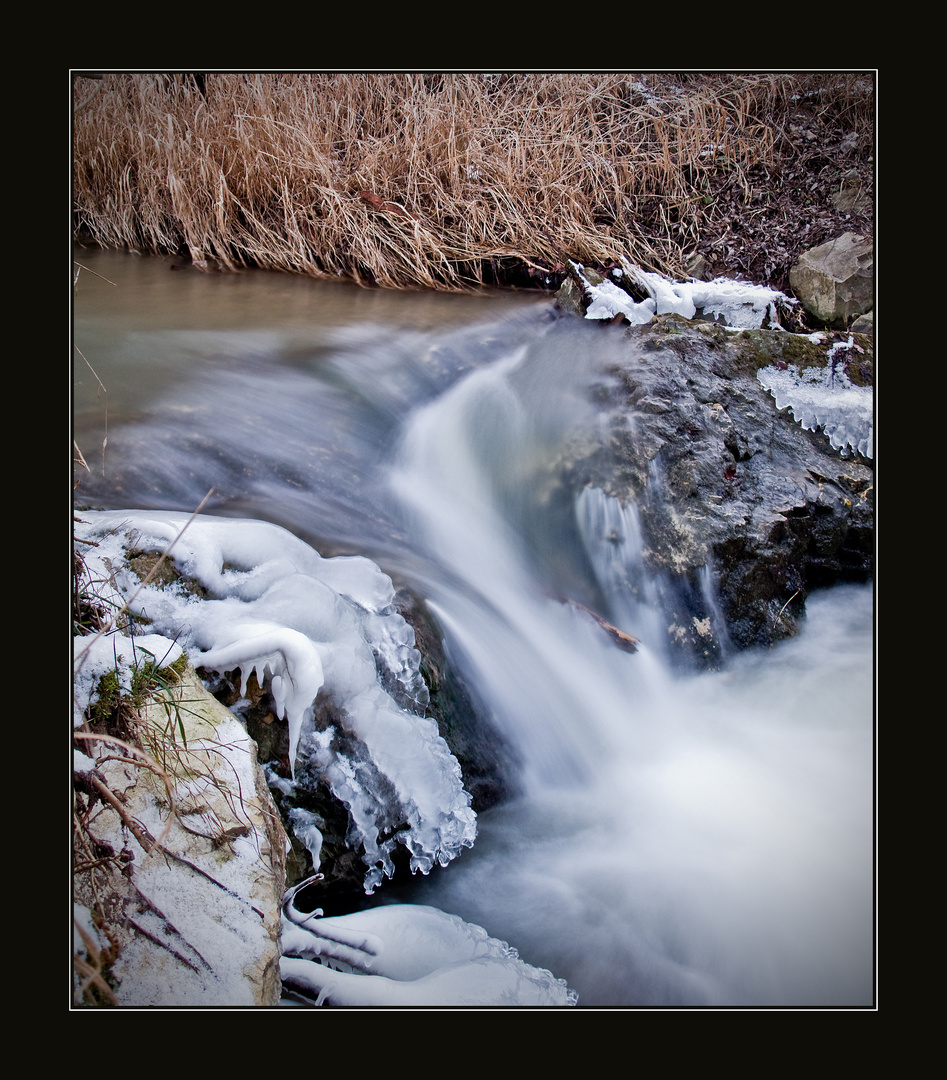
[560,313,873,665]
[685,252,709,281]
[831,169,872,215]
[73,665,288,1006]
[789,232,873,326]
[554,275,589,318]
[850,310,874,335]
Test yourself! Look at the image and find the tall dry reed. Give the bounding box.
[73,72,873,290]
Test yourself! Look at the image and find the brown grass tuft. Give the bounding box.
[73,72,874,291]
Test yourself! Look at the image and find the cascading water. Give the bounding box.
[74,250,874,1007]
[575,485,668,660]
[385,333,872,1007]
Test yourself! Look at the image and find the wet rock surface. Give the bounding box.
[567,313,873,663]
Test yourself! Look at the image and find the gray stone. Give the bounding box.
[685,252,709,281]
[850,310,874,334]
[789,232,874,326]
[830,170,872,215]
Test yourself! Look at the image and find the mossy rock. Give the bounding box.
[125,549,210,598]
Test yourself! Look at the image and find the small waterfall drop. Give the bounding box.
[390,340,626,792]
[387,334,873,1008]
[74,251,873,1007]
[575,485,667,661]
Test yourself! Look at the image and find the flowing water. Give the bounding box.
[73,248,875,1008]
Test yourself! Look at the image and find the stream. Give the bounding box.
[73,247,875,1008]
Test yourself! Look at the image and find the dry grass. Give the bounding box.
[73,72,874,290]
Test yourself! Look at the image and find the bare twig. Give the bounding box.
[773,589,801,629]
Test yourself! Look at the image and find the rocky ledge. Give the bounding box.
[548,309,873,667]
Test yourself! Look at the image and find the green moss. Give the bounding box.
[88,643,188,729]
[166,651,189,679]
[727,328,829,375]
[89,668,125,725]
[723,327,874,383]
[125,549,209,598]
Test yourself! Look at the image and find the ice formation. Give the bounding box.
[757,339,873,458]
[569,260,872,459]
[280,883,577,1006]
[73,510,477,892]
[574,261,788,329]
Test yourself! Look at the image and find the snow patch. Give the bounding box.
[573,260,789,329]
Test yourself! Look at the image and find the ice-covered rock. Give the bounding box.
[757,342,873,459]
[280,892,578,1007]
[73,665,287,1006]
[73,510,477,893]
[567,260,789,329]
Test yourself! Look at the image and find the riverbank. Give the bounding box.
[72,72,874,296]
[72,75,876,1005]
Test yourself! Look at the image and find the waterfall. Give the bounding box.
[575,485,667,660]
[386,338,873,1008]
[74,251,873,1007]
[390,342,615,791]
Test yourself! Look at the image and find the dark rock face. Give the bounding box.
[572,314,873,665]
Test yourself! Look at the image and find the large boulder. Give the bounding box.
[73,665,288,1006]
[789,232,873,326]
[554,313,873,666]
